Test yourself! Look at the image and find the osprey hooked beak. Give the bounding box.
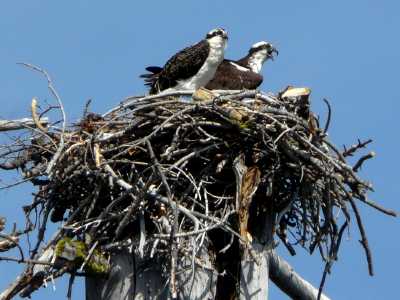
[267,45,279,60]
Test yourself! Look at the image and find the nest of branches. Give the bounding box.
[0,85,396,299]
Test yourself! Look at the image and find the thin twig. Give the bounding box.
[18,62,67,178]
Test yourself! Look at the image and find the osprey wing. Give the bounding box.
[206,60,263,90]
[150,40,210,94]
[145,66,163,74]
[140,66,163,86]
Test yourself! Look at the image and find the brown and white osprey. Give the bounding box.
[141,28,228,94]
[205,41,278,90]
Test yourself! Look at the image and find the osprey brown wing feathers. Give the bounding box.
[205,60,263,90]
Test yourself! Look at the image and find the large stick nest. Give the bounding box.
[0,87,395,298]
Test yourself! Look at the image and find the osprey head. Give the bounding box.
[249,41,278,60]
[206,28,228,40]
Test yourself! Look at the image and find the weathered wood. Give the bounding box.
[0,118,49,132]
[268,251,331,300]
[86,244,217,300]
[239,242,270,300]
[239,211,274,300]
[83,209,332,300]
[177,242,217,299]
[86,249,168,300]
[86,228,333,300]
[86,250,134,300]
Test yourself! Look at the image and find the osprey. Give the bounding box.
[206,41,278,90]
[141,28,228,94]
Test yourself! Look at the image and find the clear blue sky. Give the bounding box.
[0,1,399,299]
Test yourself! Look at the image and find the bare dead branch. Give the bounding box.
[0,118,49,132]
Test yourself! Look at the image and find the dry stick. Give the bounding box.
[356,195,397,217]
[0,177,41,190]
[30,207,50,259]
[146,140,179,299]
[332,221,349,260]
[79,241,99,272]
[103,90,193,116]
[322,98,332,134]
[103,89,278,117]
[273,125,297,145]
[276,231,296,256]
[104,161,217,291]
[108,106,195,160]
[186,210,248,248]
[31,98,48,132]
[85,184,102,219]
[295,133,344,171]
[342,139,373,157]
[255,106,310,128]
[2,230,66,299]
[353,151,375,172]
[0,118,57,159]
[323,139,346,163]
[113,194,139,241]
[0,146,26,158]
[138,106,194,144]
[147,191,201,233]
[317,254,333,300]
[100,99,184,131]
[348,197,374,276]
[0,118,49,132]
[104,164,133,190]
[3,235,56,298]
[134,162,240,244]
[334,168,396,218]
[0,256,53,266]
[0,234,24,261]
[316,221,348,300]
[97,101,172,142]
[0,273,31,300]
[67,272,76,300]
[148,190,256,263]
[18,62,67,178]
[17,265,71,298]
[171,143,222,169]
[153,212,234,239]
[297,132,371,190]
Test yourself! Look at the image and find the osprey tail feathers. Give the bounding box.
[140,66,163,86]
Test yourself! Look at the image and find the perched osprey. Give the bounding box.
[205,41,278,90]
[141,28,228,94]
